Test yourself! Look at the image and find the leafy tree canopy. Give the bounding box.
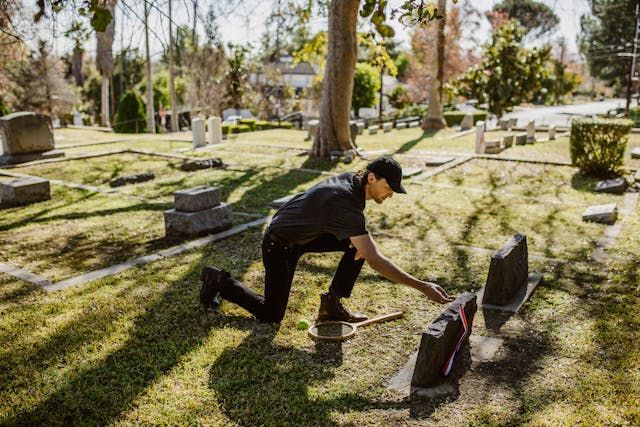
[492,0,559,37]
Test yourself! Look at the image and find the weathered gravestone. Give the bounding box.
[484,139,502,154]
[180,158,223,172]
[192,118,206,149]
[477,233,543,313]
[582,203,617,224]
[631,147,640,159]
[396,122,407,129]
[475,121,486,154]
[408,120,421,128]
[595,178,627,194]
[411,292,477,390]
[109,172,155,187]
[502,135,514,148]
[526,121,536,142]
[499,118,510,130]
[164,186,232,238]
[0,112,64,164]
[382,122,393,133]
[306,119,319,141]
[368,125,379,135]
[269,193,301,209]
[356,122,365,135]
[548,125,556,140]
[207,116,222,145]
[460,114,473,131]
[349,122,358,144]
[0,176,51,208]
[515,133,528,145]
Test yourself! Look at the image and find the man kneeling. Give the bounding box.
[200,156,453,323]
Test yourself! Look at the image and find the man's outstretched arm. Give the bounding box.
[349,234,454,304]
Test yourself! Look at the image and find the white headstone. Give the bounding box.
[527,121,535,141]
[73,111,83,126]
[475,121,486,154]
[383,122,393,133]
[632,147,640,159]
[207,116,222,145]
[368,125,379,135]
[192,118,206,149]
[460,114,474,130]
[548,125,556,140]
[582,203,617,224]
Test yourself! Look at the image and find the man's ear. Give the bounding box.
[367,172,375,184]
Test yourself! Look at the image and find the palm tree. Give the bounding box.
[96,0,116,127]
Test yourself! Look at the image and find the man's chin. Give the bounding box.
[374,198,384,204]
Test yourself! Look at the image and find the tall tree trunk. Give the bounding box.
[312,0,359,158]
[168,0,178,132]
[96,1,116,127]
[423,0,446,130]
[71,45,84,86]
[144,0,156,133]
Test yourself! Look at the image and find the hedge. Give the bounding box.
[231,124,251,133]
[238,118,256,131]
[442,110,488,127]
[113,91,147,133]
[570,118,633,177]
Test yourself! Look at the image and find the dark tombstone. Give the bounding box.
[0,112,64,164]
[411,292,477,389]
[109,172,155,187]
[478,233,543,312]
[594,178,627,194]
[180,158,223,172]
[0,176,51,208]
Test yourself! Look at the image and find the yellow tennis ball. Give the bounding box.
[296,318,310,330]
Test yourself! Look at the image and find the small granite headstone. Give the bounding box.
[478,233,542,312]
[356,122,365,135]
[368,125,379,135]
[515,133,528,145]
[631,147,640,159]
[548,125,556,140]
[475,121,486,154]
[0,112,63,164]
[306,119,319,141]
[0,176,51,208]
[180,158,223,172]
[485,139,502,154]
[174,186,221,212]
[396,122,407,129]
[424,156,455,167]
[499,119,510,130]
[460,114,473,131]
[508,118,517,128]
[192,118,206,148]
[411,292,477,389]
[582,203,617,224]
[207,116,222,145]
[408,120,420,128]
[595,178,627,194]
[501,135,514,148]
[164,185,232,238]
[382,122,393,133]
[526,121,535,142]
[109,172,155,187]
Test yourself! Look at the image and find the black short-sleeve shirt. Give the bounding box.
[268,172,367,245]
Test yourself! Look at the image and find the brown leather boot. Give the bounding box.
[317,292,368,322]
[200,266,230,309]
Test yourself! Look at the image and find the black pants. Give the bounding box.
[219,231,365,323]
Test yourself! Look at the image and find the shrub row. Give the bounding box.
[221,120,293,135]
[442,110,488,127]
[570,118,632,177]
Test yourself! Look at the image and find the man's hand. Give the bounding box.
[419,282,454,304]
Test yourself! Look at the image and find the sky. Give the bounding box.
[25,0,591,63]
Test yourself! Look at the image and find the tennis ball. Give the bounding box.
[296,318,310,330]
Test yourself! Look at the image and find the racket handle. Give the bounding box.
[356,311,403,327]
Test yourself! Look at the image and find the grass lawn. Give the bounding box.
[0,128,638,425]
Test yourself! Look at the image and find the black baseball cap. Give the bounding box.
[366,156,407,194]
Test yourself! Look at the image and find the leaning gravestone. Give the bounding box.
[477,234,543,313]
[582,203,617,224]
[460,114,473,131]
[0,112,64,165]
[164,186,232,238]
[595,178,627,194]
[207,116,222,145]
[0,176,51,208]
[475,121,486,154]
[526,121,536,143]
[192,118,206,149]
[411,292,477,390]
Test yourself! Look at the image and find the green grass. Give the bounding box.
[0,128,638,425]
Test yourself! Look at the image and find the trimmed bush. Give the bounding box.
[231,124,251,133]
[570,118,632,177]
[629,107,640,126]
[472,111,488,123]
[238,118,256,131]
[221,124,230,135]
[255,120,271,130]
[443,111,465,127]
[113,91,147,133]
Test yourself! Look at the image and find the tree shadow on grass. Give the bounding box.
[393,129,441,155]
